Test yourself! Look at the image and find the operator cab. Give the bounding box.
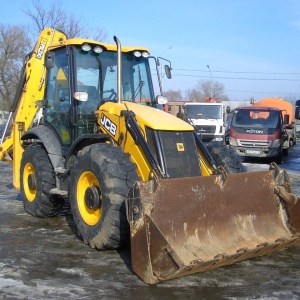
[43,42,168,148]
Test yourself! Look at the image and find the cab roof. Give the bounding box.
[235,106,281,111]
[48,37,150,53]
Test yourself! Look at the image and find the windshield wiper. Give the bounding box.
[130,80,144,102]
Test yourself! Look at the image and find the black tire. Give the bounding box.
[206,142,247,173]
[20,144,64,217]
[69,144,139,250]
[274,154,282,165]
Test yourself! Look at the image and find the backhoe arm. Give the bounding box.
[0,28,67,189]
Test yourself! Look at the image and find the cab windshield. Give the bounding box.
[74,47,154,107]
[185,105,222,119]
[232,109,280,129]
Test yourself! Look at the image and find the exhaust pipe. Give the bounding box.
[113,36,122,104]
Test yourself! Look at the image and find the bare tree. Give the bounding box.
[0,1,108,111]
[196,80,225,100]
[185,80,228,102]
[0,24,31,110]
[164,89,183,101]
[90,27,108,42]
[186,88,203,102]
[23,0,107,41]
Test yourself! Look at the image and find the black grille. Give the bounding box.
[195,125,216,133]
[231,126,277,135]
[158,131,200,178]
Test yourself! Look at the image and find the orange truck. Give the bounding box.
[229,98,297,163]
[252,98,297,152]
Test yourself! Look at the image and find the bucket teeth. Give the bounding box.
[257,242,269,248]
[214,253,227,260]
[236,248,249,253]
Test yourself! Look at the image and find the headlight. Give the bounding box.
[81,43,91,51]
[142,51,150,58]
[93,46,104,54]
[133,51,150,58]
[74,92,88,102]
[271,139,281,148]
[133,51,141,57]
[229,137,238,146]
[214,137,223,142]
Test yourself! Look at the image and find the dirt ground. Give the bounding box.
[0,151,300,299]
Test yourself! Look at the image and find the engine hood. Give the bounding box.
[99,101,194,131]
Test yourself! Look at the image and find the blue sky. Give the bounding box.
[1,0,300,101]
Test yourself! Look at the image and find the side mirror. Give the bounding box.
[296,100,300,106]
[164,65,172,79]
[295,106,300,120]
[44,51,55,69]
[283,114,289,125]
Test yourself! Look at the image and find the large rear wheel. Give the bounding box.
[69,144,139,249]
[206,142,247,173]
[20,144,64,217]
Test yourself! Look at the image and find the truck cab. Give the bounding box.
[229,106,285,162]
[183,102,228,143]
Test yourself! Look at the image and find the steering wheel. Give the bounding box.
[101,89,117,102]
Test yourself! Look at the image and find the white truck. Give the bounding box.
[167,102,229,143]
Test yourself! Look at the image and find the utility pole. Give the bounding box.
[207,65,213,99]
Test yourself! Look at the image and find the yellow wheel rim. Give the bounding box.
[23,162,36,202]
[77,171,102,226]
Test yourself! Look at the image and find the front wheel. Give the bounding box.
[20,144,64,217]
[69,144,139,249]
[206,142,247,173]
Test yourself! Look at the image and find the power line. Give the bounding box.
[173,68,300,75]
[225,89,299,95]
[172,74,300,81]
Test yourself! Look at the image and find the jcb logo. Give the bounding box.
[36,38,47,59]
[100,115,117,136]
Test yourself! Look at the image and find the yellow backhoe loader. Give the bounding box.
[1,28,300,284]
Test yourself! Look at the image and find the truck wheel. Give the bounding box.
[206,142,247,173]
[69,144,139,250]
[283,148,289,156]
[274,155,282,165]
[20,144,64,217]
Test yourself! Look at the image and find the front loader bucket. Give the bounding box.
[126,167,300,284]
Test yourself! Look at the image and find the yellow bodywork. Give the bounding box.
[97,101,215,179]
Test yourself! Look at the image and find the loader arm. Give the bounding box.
[0,28,67,189]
